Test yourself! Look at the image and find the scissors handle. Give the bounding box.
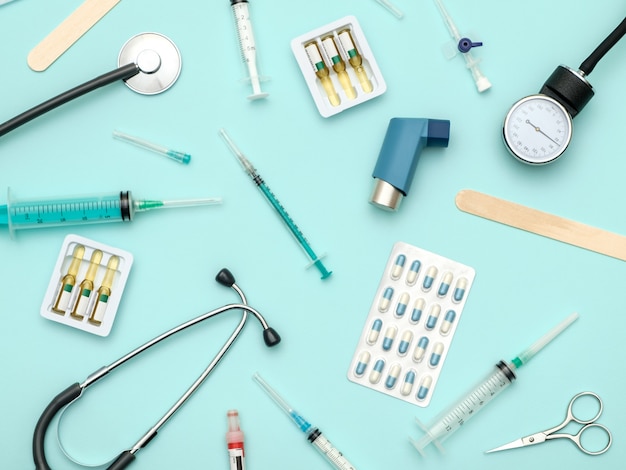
[566,391,604,424]
[550,423,613,455]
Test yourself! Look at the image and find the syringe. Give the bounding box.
[253,373,357,470]
[219,128,332,280]
[0,188,221,237]
[229,0,268,100]
[433,0,491,92]
[411,312,579,454]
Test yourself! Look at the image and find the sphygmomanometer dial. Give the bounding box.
[501,15,626,164]
[503,95,572,165]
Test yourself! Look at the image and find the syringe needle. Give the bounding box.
[218,128,257,177]
[512,312,579,367]
[253,373,311,431]
[253,373,358,470]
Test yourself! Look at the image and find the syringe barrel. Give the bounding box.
[5,189,133,233]
[413,361,515,454]
[308,429,357,470]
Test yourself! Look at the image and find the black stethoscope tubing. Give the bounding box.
[33,268,280,470]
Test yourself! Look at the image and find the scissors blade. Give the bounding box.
[485,432,548,453]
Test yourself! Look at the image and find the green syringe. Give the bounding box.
[411,312,579,454]
[219,128,332,280]
[0,188,221,237]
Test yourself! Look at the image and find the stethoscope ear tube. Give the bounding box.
[33,382,83,470]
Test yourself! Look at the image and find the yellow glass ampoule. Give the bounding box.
[88,255,119,326]
[338,29,373,93]
[304,41,340,107]
[51,244,85,314]
[70,249,103,320]
[321,35,356,100]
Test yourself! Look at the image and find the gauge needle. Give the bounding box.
[525,120,560,146]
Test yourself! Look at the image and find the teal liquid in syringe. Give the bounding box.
[0,188,221,237]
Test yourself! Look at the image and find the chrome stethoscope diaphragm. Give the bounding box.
[118,32,182,95]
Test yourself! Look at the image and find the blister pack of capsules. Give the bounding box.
[347,242,475,407]
[40,234,133,337]
[291,16,386,118]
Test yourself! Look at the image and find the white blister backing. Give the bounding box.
[347,242,475,407]
[291,16,386,118]
[40,234,133,336]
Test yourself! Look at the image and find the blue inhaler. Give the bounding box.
[370,118,450,211]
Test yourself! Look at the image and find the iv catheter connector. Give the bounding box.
[433,0,491,92]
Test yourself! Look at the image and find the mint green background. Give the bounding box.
[0,1,624,469]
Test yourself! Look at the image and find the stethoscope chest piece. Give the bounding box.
[118,32,182,95]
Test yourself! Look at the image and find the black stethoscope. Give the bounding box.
[0,32,182,139]
[33,268,281,470]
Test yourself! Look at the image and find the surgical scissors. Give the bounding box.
[486,391,612,456]
[33,268,281,470]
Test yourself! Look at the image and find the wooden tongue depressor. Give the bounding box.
[27,0,121,72]
[455,189,626,262]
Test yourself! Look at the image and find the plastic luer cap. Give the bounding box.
[370,118,450,211]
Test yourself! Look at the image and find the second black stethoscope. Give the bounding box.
[33,268,281,470]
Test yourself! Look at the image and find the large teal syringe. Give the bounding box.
[0,188,221,237]
[219,128,332,280]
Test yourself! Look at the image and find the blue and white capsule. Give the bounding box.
[406,260,421,286]
[413,336,429,362]
[410,298,425,324]
[416,375,433,401]
[425,304,441,330]
[382,325,397,351]
[354,351,371,377]
[384,363,402,389]
[400,369,416,396]
[429,342,445,368]
[440,309,457,335]
[395,292,410,318]
[437,272,453,297]
[367,319,383,345]
[390,254,406,280]
[369,358,385,384]
[397,330,413,356]
[453,277,468,303]
[378,287,394,312]
[422,266,438,292]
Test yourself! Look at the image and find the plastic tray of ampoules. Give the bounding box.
[40,234,133,336]
[291,16,387,117]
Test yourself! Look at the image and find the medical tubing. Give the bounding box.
[0,63,139,138]
[106,451,135,470]
[579,16,626,75]
[33,383,83,470]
